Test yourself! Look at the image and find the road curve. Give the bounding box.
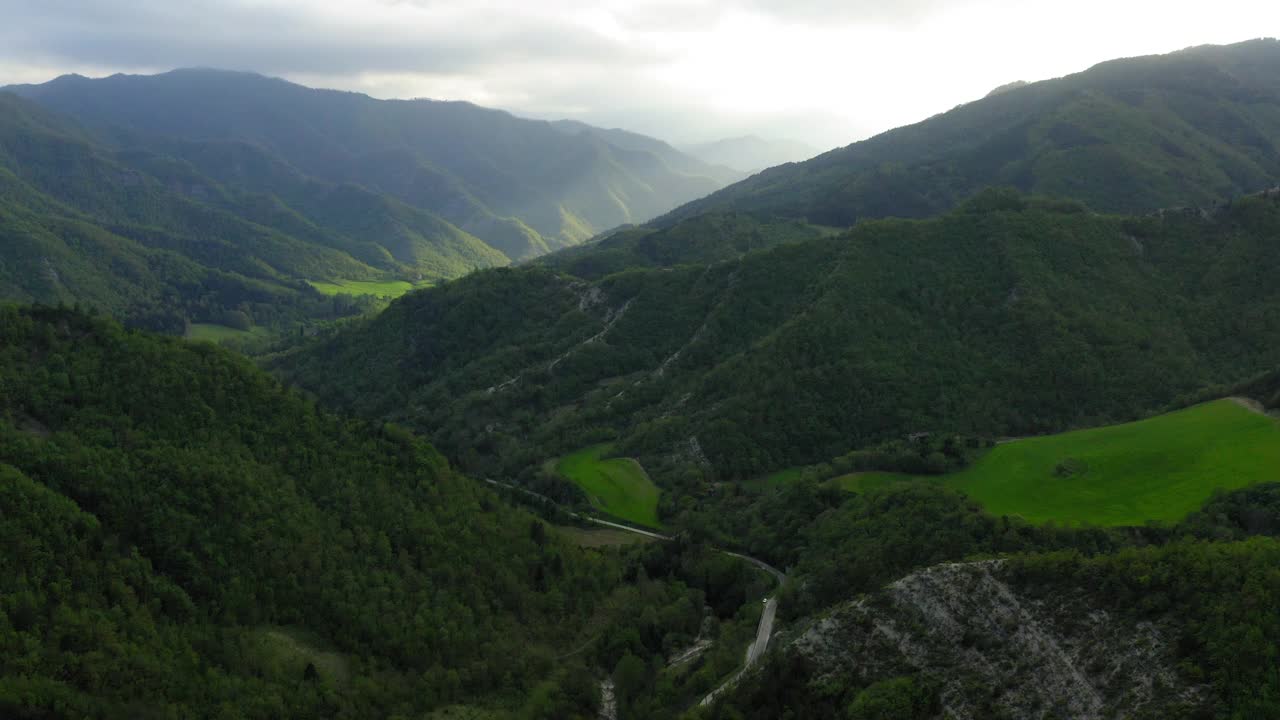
[721,550,786,585]
[699,588,782,706]
[482,476,785,707]
[584,516,671,541]
[747,596,779,665]
[577,515,788,706]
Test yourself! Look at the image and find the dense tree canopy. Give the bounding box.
[282,190,1280,519]
[0,305,760,718]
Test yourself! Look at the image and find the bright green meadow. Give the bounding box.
[860,399,1280,526]
[556,444,663,529]
[307,279,423,299]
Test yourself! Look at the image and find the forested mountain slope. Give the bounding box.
[0,305,769,719]
[0,304,597,716]
[539,212,840,280]
[661,39,1280,228]
[279,190,1280,510]
[8,69,736,258]
[0,89,505,333]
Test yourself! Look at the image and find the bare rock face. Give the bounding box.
[790,560,1209,719]
[597,678,617,720]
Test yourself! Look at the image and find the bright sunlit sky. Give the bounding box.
[1,0,1276,150]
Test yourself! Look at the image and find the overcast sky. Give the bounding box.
[1,0,1276,149]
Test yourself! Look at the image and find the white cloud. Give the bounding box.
[0,0,1276,149]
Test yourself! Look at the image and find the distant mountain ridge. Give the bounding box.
[661,39,1280,227]
[7,69,737,259]
[985,80,1029,97]
[550,119,744,185]
[682,135,821,173]
[0,90,389,333]
[0,69,739,332]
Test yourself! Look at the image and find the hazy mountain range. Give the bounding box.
[681,135,821,173]
[6,36,1280,720]
[0,69,741,330]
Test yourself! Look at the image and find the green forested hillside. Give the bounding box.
[0,91,439,334]
[8,69,737,257]
[0,305,767,719]
[11,29,1280,720]
[0,71,739,336]
[540,212,838,280]
[123,141,512,279]
[281,190,1280,517]
[0,181,363,336]
[662,39,1280,228]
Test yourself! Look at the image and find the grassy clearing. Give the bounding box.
[849,399,1280,526]
[942,399,1280,526]
[186,323,271,343]
[769,400,1280,527]
[248,626,349,686]
[763,467,804,486]
[555,525,656,548]
[556,444,663,529]
[307,278,427,299]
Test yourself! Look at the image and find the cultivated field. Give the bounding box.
[557,444,663,528]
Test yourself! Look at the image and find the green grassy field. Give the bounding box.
[186,323,271,343]
[943,399,1280,525]
[307,279,426,299]
[850,400,1279,526]
[556,444,663,528]
[760,467,804,487]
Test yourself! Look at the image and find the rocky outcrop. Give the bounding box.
[789,561,1209,719]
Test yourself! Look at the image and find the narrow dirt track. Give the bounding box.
[1230,396,1269,416]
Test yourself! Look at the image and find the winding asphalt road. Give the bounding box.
[482,478,786,706]
[698,593,779,706]
[585,522,785,706]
